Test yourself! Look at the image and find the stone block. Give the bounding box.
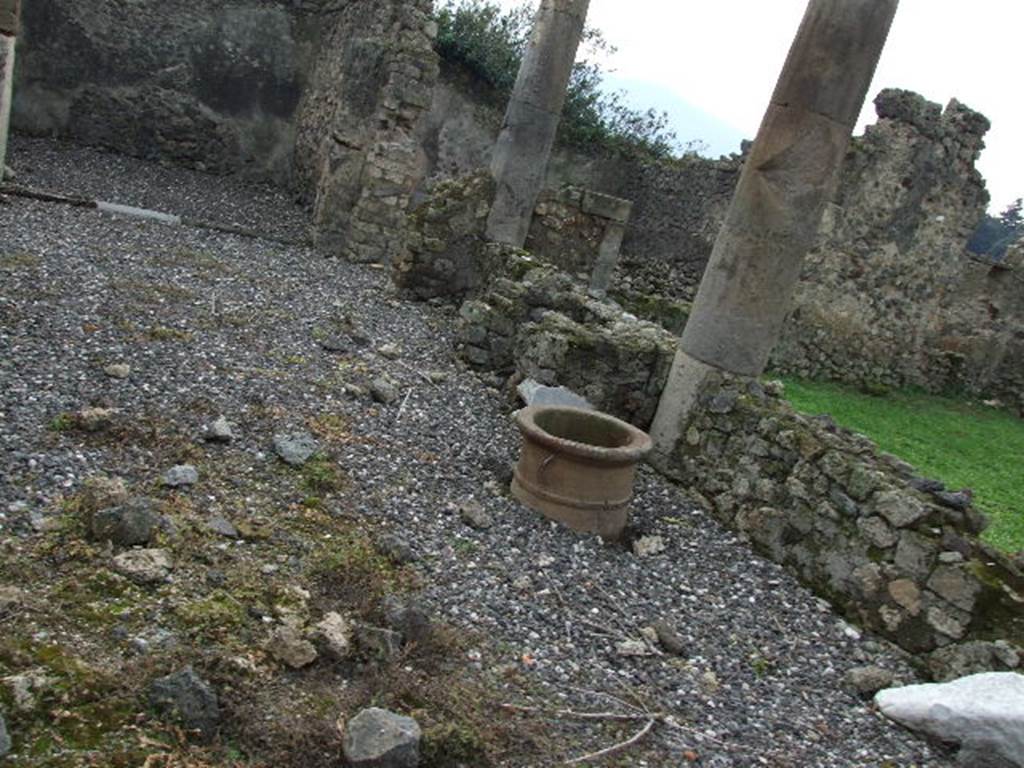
[581,190,633,223]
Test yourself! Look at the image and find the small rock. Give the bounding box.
[708,391,738,414]
[842,665,894,697]
[267,625,317,669]
[909,477,945,493]
[512,575,532,591]
[103,363,131,379]
[0,586,25,615]
[205,416,234,444]
[6,670,50,712]
[652,619,688,656]
[163,465,199,488]
[875,672,1024,768]
[516,378,594,409]
[935,490,972,511]
[0,710,10,758]
[273,431,318,467]
[112,549,173,584]
[377,343,401,359]
[75,407,116,432]
[91,496,160,546]
[632,535,666,557]
[321,336,354,354]
[700,670,721,694]
[344,383,367,398]
[206,515,238,539]
[355,624,404,660]
[458,499,493,530]
[616,639,652,657]
[80,475,129,513]
[342,707,421,768]
[149,667,220,736]
[536,553,556,569]
[313,613,353,660]
[383,596,432,647]
[378,533,416,564]
[370,377,400,405]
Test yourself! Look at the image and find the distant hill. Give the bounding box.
[601,75,748,159]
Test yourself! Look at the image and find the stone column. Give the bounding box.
[486,0,590,248]
[650,0,898,462]
[0,0,18,176]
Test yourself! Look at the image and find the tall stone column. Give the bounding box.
[485,0,590,248]
[650,0,898,463]
[0,0,18,175]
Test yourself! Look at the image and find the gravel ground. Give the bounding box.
[0,136,954,767]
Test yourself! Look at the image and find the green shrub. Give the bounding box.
[434,0,681,159]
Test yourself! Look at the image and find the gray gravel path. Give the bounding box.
[0,136,952,767]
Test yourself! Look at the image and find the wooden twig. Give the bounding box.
[395,389,413,424]
[500,703,651,722]
[564,718,656,765]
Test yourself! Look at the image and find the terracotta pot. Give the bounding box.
[511,405,652,539]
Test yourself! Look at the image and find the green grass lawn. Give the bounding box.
[778,377,1024,553]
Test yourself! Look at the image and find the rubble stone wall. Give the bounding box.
[295,0,438,260]
[13,0,439,262]
[13,0,312,180]
[770,91,1023,414]
[656,368,1023,678]
[452,251,1023,676]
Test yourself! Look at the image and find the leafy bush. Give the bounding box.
[434,0,681,160]
[968,198,1022,260]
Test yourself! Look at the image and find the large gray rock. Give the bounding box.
[112,548,173,584]
[273,431,318,466]
[90,496,160,546]
[343,707,421,768]
[148,667,220,737]
[163,464,199,488]
[516,378,594,409]
[0,710,10,758]
[875,672,1024,767]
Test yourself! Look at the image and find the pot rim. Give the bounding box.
[514,405,652,463]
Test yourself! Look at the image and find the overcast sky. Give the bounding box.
[494,0,1021,212]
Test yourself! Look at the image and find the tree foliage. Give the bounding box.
[433,0,683,160]
[968,198,1023,260]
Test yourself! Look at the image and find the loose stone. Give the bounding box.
[632,535,666,557]
[163,464,199,487]
[267,625,317,669]
[205,416,234,444]
[112,548,173,584]
[370,377,400,405]
[842,665,895,697]
[206,515,238,539]
[148,667,220,736]
[457,499,493,530]
[652,619,688,656]
[342,707,421,768]
[273,431,318,467]
[103,363,131,379]
[378,533,416,564]
[90,496,160,546]
[876,673,1024,768]
[313,612,353,660]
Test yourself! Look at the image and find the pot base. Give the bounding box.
[511,470,629,540]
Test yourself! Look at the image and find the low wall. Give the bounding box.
[12,0,439,263]
[450,249,1023,677]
